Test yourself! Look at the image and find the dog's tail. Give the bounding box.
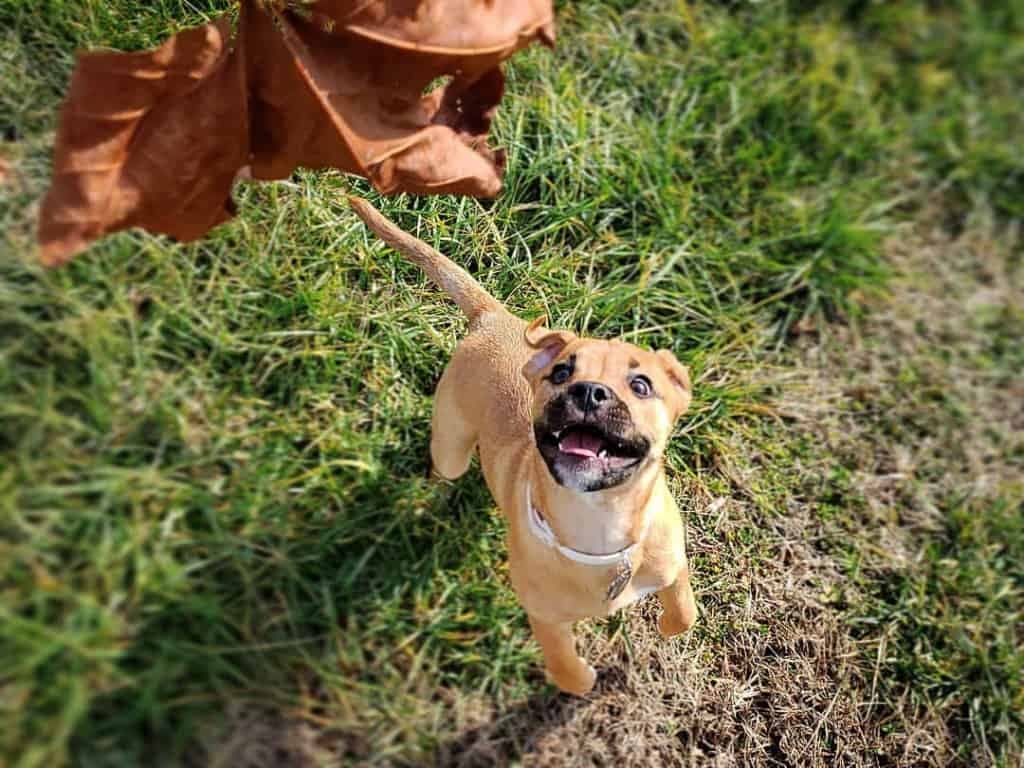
[348,197,502,323]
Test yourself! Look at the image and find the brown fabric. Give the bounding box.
[37,0,554,266]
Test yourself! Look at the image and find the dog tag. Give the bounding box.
[605,553,633,602]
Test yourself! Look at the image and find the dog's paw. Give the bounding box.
[548,659,597,697]
[658,610,695,639]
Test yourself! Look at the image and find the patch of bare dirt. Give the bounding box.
[189,704,331,768]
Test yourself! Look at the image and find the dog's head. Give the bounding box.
[523,318,691,493]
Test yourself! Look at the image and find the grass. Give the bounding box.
[1,0,1021,765]
[828,218,1024,763]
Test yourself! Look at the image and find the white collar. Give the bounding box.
[525,484,643,567]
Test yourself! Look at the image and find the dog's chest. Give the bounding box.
[528,552,670,620]
[507,485,683,622]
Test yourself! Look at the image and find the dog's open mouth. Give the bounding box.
[533,395,652,491]
[547,423,646,470]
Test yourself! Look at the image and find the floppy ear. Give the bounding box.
[522,316,577,381]
[657,349,692,418]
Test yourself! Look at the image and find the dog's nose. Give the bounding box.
[568,381,611,413]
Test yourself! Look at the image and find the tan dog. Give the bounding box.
[349,198,697,695]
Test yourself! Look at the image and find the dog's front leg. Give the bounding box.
[657,566,697,638]
[527,614,596,696]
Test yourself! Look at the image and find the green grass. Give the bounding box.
[838,294,1024,763]
[864,493,1024,752]
[1,0,1021,765]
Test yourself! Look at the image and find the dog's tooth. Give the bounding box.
[598,448,608,458]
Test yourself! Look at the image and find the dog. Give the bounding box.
[349,198,697,695]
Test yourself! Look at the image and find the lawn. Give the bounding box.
[1,1,1021,766]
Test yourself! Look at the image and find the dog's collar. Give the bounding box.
[525,484,643,602]
[525,484,640,567]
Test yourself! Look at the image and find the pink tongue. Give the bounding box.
[559,431,604,458]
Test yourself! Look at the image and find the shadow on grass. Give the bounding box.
[62,414,507,765]
[435,668,629,767]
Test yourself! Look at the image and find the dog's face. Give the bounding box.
[523,321,691,493]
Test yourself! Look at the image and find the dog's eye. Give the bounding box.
[630,375,653,398]
[550,364,572,385]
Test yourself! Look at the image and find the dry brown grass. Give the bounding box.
[439,490,896,767]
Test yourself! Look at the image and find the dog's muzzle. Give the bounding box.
[533,383,651,492]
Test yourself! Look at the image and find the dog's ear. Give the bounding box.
[656,349,692,418]
[522,316,576,381]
